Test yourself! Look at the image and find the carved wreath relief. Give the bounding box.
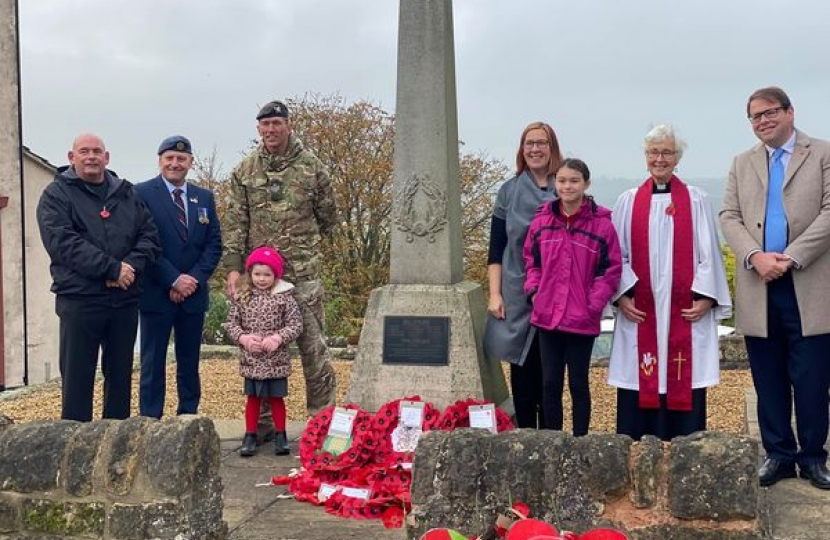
[394,173,448,243]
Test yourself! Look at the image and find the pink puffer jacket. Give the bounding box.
[523,198,622,336]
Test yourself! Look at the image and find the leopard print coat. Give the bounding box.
[224,281,303,380]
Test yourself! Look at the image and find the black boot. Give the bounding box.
[274,431,290,456]
[239,433,257,457]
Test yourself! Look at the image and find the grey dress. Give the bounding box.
[483,171,556,365]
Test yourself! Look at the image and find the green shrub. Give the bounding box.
[203,291,230,344]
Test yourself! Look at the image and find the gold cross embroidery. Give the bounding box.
[674,352,686,381]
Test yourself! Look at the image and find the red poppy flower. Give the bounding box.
[100,208,110,219]
[666,203,676,216]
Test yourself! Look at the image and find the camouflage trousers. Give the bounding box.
[259,279,336,438]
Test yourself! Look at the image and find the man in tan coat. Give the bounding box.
[721,86,830,490]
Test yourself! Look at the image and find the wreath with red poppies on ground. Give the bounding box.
[298,404,375,472]
[437,398,515,432]
[371,395,442,467]
[278,398,516,529]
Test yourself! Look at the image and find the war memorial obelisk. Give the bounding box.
[346,0,509,411]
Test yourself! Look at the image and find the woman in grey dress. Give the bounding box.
[484,121,563,428]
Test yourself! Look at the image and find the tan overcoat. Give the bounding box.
[720,130,830,337]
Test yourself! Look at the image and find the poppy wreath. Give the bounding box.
[276,468,371,506]
[298,404,375,472]
[437,398,515,432]
[371,395,442,467]
[323,487,401,521]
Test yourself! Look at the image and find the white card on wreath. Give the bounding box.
[468,403,497,434]
[399,400,425,428]
[341,486,371,501]
[317,483,341,502]
[328,407,357,438]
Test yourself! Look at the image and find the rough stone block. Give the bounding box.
[64,420,113,497]
[668,431,758,520]
[631,435,663,508]
[179,475,226,540]
[630,525,762,540]
[21,498,104,536]
[145,416,220,497]
[105,417,154,496]
[0,494,20,532]
[0,421,79,493]
[108,501,182,540]
[574,433,631,500]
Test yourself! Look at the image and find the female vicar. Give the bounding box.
[608,124,732,441]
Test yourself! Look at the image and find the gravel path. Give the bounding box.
[0,357,753,434]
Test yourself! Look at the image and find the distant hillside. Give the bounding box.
[590,176,728,216]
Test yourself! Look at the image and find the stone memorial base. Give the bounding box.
[345,282,509,412]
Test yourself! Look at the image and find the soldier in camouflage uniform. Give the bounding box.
[221,100,338,423]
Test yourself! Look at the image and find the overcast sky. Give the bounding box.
[17,0,830,193]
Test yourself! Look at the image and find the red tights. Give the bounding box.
[244,396,286,433]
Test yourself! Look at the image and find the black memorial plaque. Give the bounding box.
[382,316,450,366]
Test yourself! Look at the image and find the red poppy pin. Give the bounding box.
[665,203,676,216]
[100,207,110,219]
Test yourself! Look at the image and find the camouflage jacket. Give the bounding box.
[220,135,337,282]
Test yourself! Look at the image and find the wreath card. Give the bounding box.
[323,407,357,456]
[468,403,497,434]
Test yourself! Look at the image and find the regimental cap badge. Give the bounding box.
[256,100,290,121]
[157,135,193,155]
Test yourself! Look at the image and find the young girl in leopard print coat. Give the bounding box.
[225,246,303,457]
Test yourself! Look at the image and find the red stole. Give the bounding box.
[630,176,694,411]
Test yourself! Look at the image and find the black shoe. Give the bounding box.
[239,433,258,457]
[799,463,830,490]
[274,431,290,456]
[759,457,797,486]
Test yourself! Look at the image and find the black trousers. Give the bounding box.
[57,298,138,422]
[510,334,545,429]
[139,308,206,418]
[537,329,595,436]
[745,273,830,465]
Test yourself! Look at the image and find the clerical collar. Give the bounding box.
[652,180,671,193]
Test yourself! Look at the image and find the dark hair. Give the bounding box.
[556,158,591,182]
[515,122,564,177]
[746,86,792,115]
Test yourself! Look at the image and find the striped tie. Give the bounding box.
[173,188,188,240]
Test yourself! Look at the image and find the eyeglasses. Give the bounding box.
[646,149,677,159]
[748,106,786,124]
[524,140,550,149]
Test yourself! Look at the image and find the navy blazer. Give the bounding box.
[135,176,222,313]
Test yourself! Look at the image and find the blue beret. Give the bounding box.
[157,135,193,155]
[256,100,289,121]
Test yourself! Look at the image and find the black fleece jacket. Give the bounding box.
[36,166,161,306]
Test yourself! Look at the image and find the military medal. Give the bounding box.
[198,207,209,224]
[100,207,110,219]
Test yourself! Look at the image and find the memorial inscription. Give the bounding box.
[383,316,450,366]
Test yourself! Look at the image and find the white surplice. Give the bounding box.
[607,184,732,393]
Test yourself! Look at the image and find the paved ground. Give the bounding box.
[211,391,829,540]
[745,388,830,540]
[213,420,405,540]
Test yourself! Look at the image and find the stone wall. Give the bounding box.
[410,429,762,540]
[0,415,226,539]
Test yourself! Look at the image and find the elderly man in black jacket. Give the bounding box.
[37,133,161,422]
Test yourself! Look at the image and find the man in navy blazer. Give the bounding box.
[135,136,222,418]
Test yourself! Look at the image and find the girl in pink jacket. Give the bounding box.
[523,158,622,435]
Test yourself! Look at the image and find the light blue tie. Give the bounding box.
[764,148,787,252]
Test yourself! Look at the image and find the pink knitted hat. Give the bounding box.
[245,246,284,279]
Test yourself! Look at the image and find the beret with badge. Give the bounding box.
[157,135,193,156]
[256,100,290,121]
